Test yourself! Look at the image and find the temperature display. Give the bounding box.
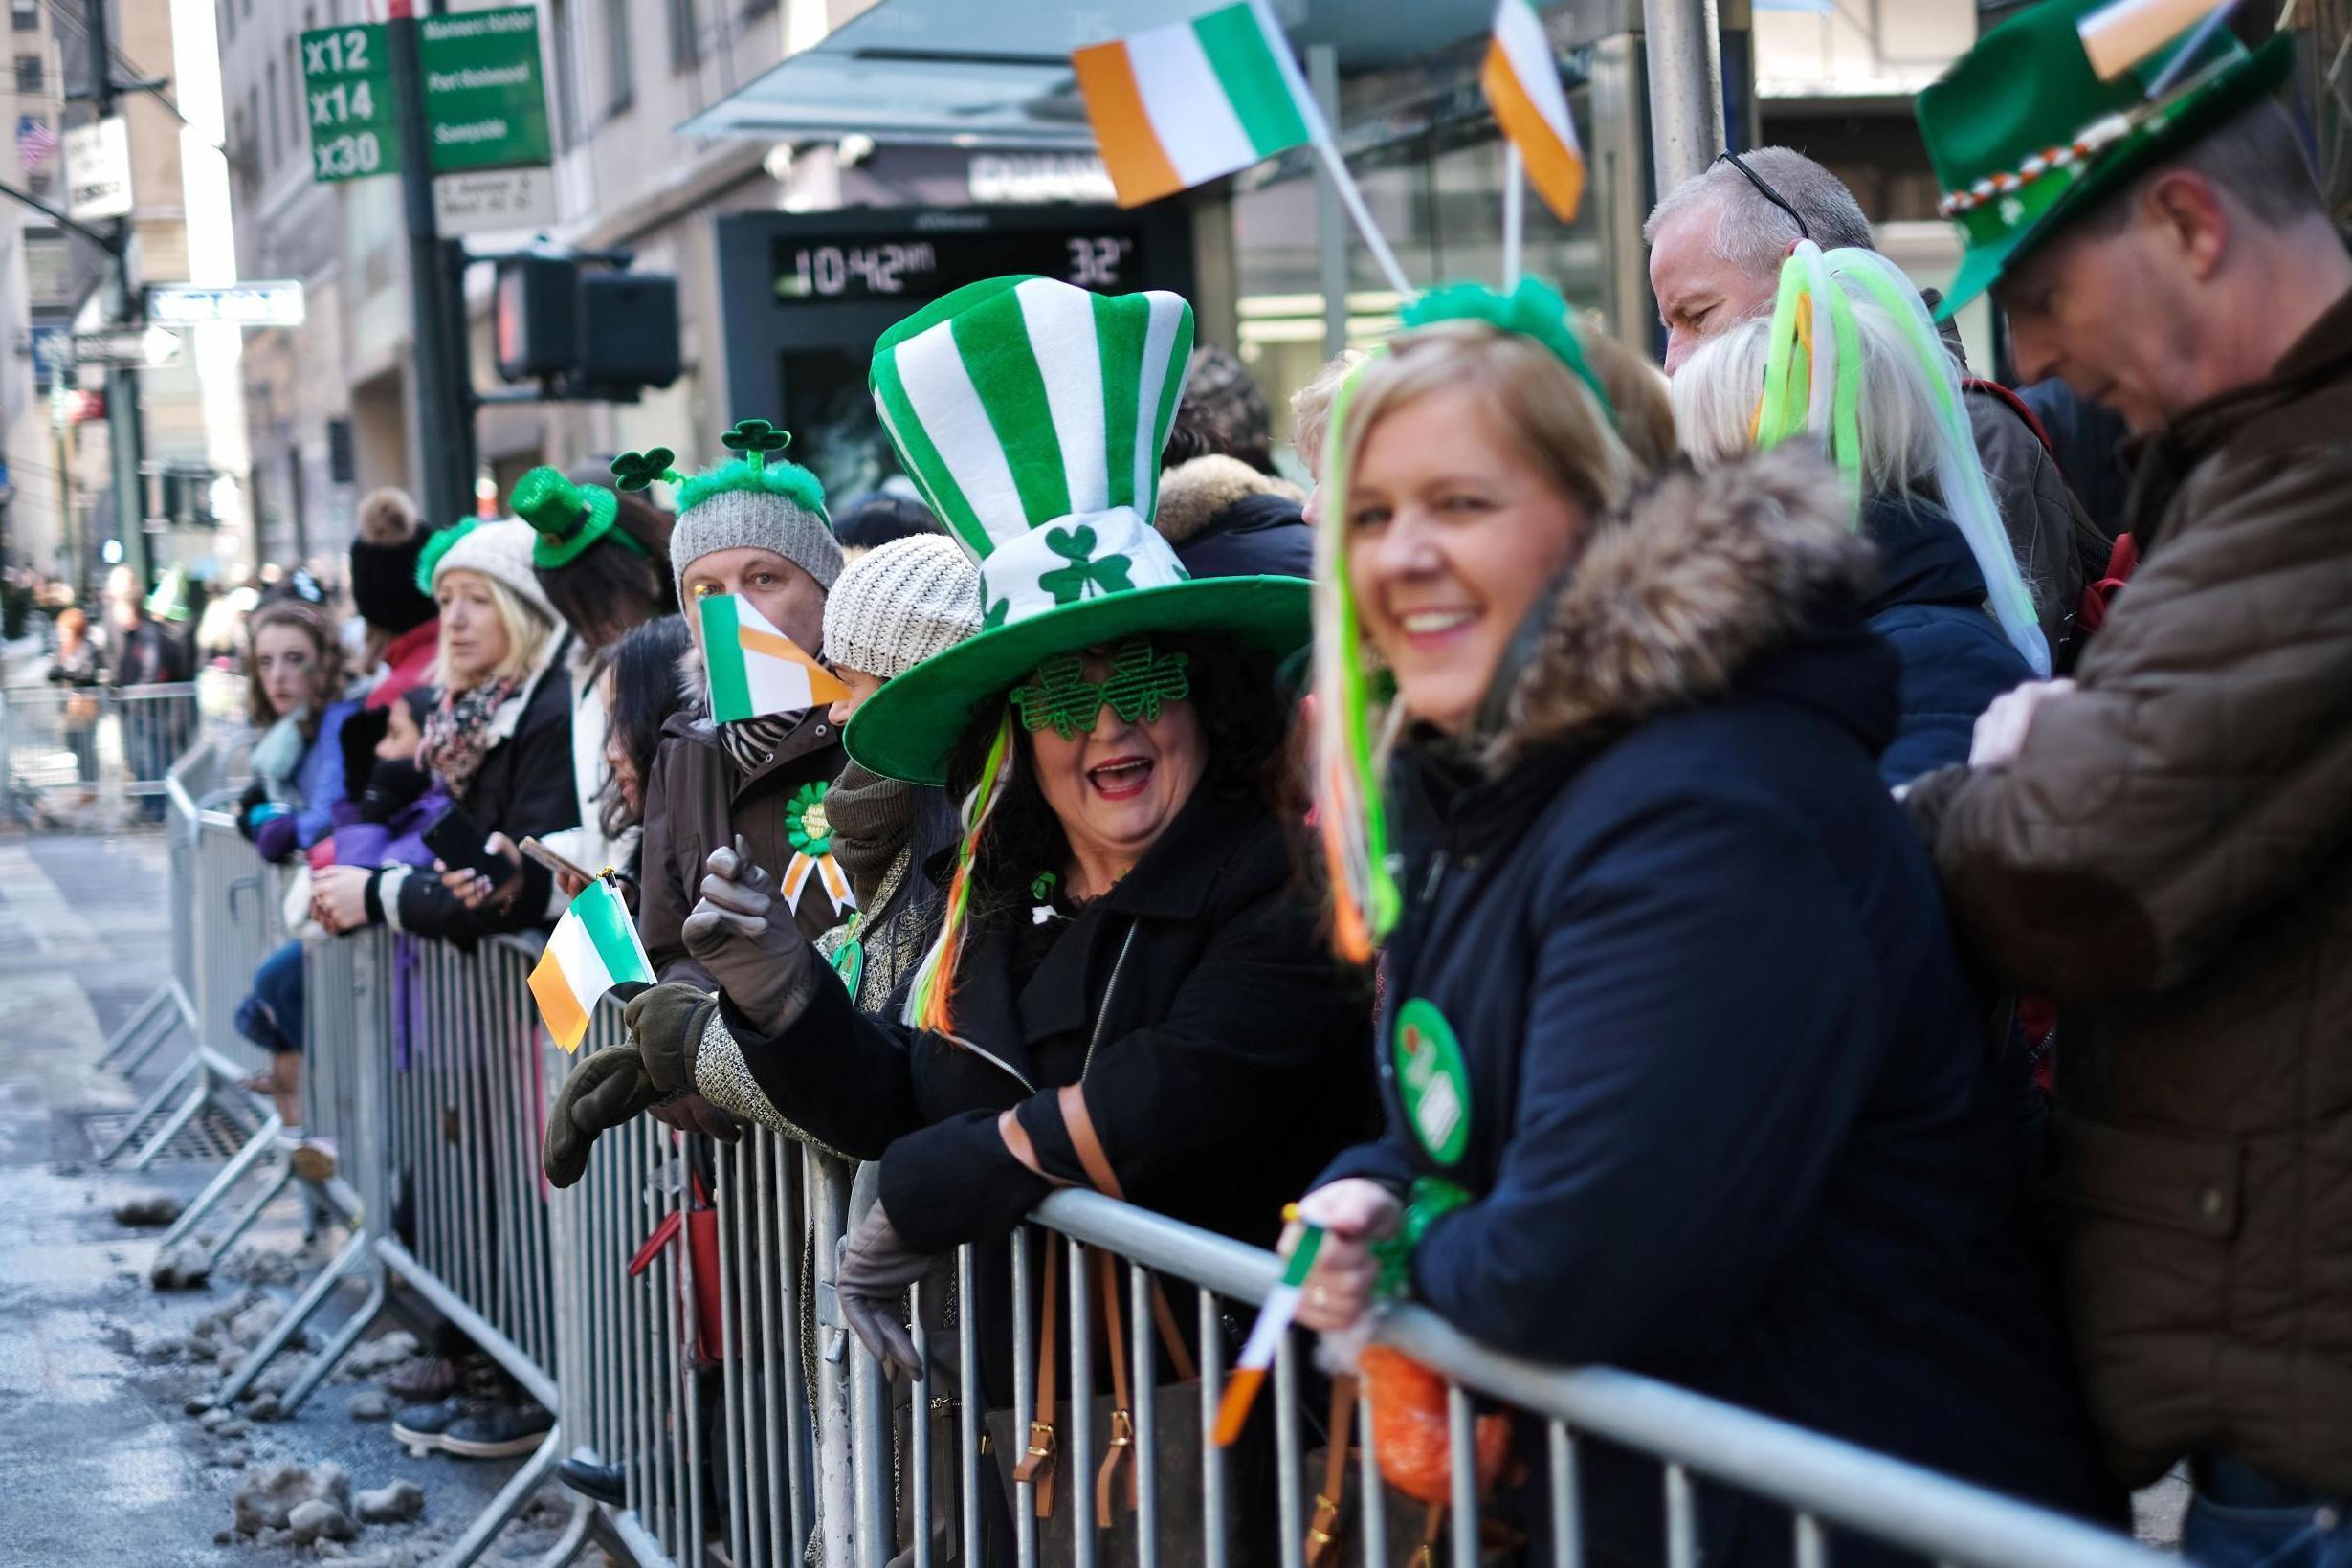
[770,228,1146,304]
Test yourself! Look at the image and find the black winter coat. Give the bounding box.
[380,651,579,943]
[1860,493,2034,786]
[1317,454,2119,1565]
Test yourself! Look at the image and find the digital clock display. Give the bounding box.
[771,228,1145,303]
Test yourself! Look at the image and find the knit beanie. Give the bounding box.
[417,519,560,628]
[668,474,843,603]
[821,534,982,680]
[348,487,439,635]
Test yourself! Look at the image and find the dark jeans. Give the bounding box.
[2185,1457,2352,1568]
[235,939,306,1056]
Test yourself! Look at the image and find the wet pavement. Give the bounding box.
[0,832,575,1565]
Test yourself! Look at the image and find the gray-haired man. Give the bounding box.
[1645,145,2109,660]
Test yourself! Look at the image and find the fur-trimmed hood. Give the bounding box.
[1154,454,1304,545]
[1481,449,1880,774]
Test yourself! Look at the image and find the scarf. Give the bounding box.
[420,676,518,801]
[825,762,917,912]
[250,709,312,802]
[716,710,798,779]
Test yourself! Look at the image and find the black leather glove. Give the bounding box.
[680,835,820,1037]
[544,1046,669,1188]
[622,982,717,1095]
[835,1200,934,1381]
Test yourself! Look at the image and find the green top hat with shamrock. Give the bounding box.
[509,465,642,570]
[1919,0,2291,318]
[844,275,1310,786]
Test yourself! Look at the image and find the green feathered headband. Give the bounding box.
[609,419,828,520]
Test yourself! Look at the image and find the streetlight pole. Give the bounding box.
[1641,0,1727,198]
[85,0,149,592]
[387,0,471,532]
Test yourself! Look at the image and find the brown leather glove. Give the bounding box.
[680,835,821,1037]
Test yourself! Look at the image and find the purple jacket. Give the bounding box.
[328,782,449,872]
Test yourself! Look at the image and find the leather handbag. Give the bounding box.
[985,1085,1209,1568]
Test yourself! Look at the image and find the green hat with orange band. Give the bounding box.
[1918,0,2292,318]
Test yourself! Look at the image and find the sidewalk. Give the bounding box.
[0,834,571,1565]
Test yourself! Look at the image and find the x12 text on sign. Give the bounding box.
[299,8,551,187]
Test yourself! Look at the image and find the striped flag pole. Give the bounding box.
[1213,1208,1325,1446]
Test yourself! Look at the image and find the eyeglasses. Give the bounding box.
[1714,150,1811,244]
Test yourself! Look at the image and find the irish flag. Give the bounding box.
[700,592,849,724]
[529,877,655,1053]
[1484,0,1586,222]
[1073,0,1322,210]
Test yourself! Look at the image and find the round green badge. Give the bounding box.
[1393,998,1471,1167]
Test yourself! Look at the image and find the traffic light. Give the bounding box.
[491,252,678,397]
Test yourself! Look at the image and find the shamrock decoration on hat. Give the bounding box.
[610,419,843,605]
[843,274,1312,787]
[1917,0,2292,316]
[510,465,646,570]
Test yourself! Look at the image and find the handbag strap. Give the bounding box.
[1058,1084,1199,1384]
[1014,1237,1060,1516]
[1304,1374,1359,1568]
[1094,1248,1139,1527]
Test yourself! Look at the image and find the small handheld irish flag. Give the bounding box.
[1073,0,1323,210]
[700,592,849,724]
[1484,0,1586,222]
[529,876,655,1052]
[1214,1207,1324,1447]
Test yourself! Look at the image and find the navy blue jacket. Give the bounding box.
[1318,456,2119,1562]
[1861,494,2033,787]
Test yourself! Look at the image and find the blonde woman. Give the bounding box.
[310,519,577,939]
[1285,279,2119,1560]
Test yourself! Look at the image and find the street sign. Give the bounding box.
[433,166,556,236]
[145,280,308,328]
[300,22,401,183]
[64,116,132,221]
[71,325,180,367]
[27,324,71,386]
[420,7,552,173]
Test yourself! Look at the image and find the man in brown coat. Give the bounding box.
[1905,8,2352,1559]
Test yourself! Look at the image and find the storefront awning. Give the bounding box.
[677,0,1531,145]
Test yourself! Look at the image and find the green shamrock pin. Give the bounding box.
[1035,525,1135,606]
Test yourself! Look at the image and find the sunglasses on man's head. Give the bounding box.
[1715,151,1811,244]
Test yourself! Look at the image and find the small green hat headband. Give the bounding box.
[510,465,643,571]
[611,420,829,523]
[1400,276,1614,428]
[414,518,478,595]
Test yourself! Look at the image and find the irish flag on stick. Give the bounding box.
[529,877,655,1052]
[700,592,849,724]
[1073,0,1412,294]
[1485,0,1586,223]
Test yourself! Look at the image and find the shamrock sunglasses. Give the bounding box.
[1010,637,1192,741]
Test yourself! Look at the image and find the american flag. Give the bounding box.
[16,115,58,174]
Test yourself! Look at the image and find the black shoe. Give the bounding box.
[557,1456,628,1506]
[440,1396,554,1459]
[389,1353,505,1454]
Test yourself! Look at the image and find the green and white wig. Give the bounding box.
[1309,277,1625,964]
[1671,241,2051,678]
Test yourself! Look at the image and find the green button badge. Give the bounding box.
[1393,998,1471,1167]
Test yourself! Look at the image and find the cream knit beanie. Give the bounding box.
[821,534,982,680]
[424,519,560,628]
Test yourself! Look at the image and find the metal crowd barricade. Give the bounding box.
[95,739,215,1077]
[547,1026,859,1568]
[0,679,202,828]
[98,782,282,1178]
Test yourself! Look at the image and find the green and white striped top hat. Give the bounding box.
[846,274,1311,786]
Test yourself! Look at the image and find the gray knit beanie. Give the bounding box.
[821,534,982,680]
[670,480,844,605]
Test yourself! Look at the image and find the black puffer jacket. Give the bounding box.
[1316,453,2119,1564]
[1154,453,1311,579]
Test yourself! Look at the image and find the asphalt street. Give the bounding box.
[0,831,569,1565]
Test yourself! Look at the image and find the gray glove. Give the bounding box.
[680,835,821,1037]
[835,1200,933,1381]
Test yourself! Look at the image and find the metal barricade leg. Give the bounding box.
[94,1052,203,1168]
[432,1429,569,1568]
[149,1108,284,1248]
[211,1225,379,1407]
[97,982,182,1073]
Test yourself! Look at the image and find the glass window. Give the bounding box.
[266,57,279,169]
[602,0,632,115]
[668,0,699,72]
[548,0,579,147]
[12,53,38,93]
[11,1,38,33]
